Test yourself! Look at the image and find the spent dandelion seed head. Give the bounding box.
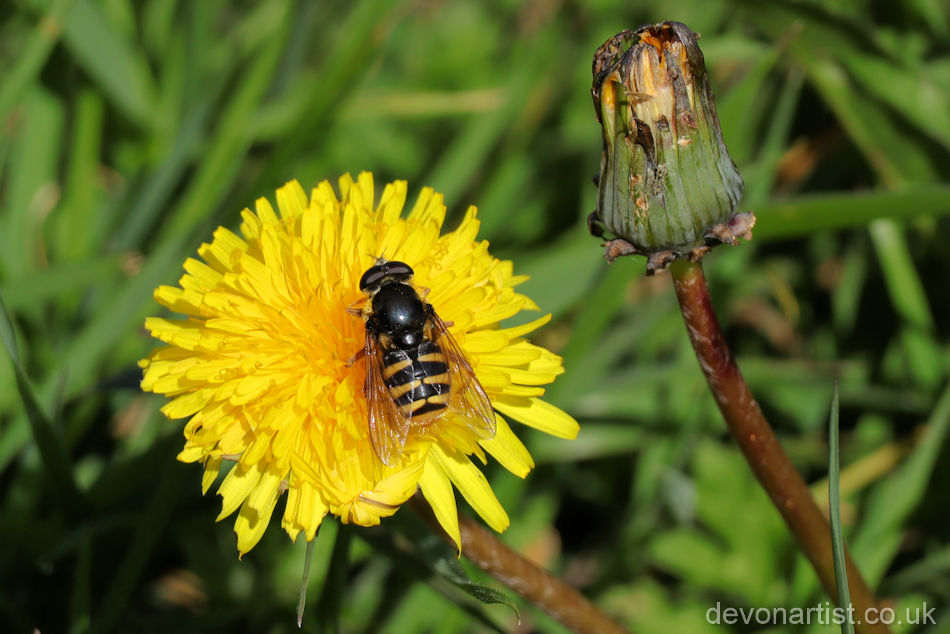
[139,172,579,555]
[590,22,754,274]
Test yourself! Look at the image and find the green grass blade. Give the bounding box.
[314,525,352,633]
[0,0,73,121]
[852,383,950,585]
[1,256,121,311]
[417,535,520,619]
[0,290,81,511]
[153,0,290,245]
[360,513,516,629]
[831,237,868,336]
[867,220,934,332]
[841,50,950,151]
[884,544,950,595]
[740,68,803,207]
[754,185,950,240]
[828,384,855,634]
[141,0,178,57]
[716,33,785,166]
[0,235,186,473]
[296,536,318,628]
[2,86,64,277]
[424,45,551,205]
[547,257,641,402]
[54,89,105,261]
[794,42,938,187]
[90,451,183,634]
[740,0,950,160]
[61,0,157,127]
[110,96,218,251]
[53,235,187,401]
[246,0,410,198]
[868,219,941,388]
[69,532,92,634]
[0,293,21,368]
[513,227,605,319]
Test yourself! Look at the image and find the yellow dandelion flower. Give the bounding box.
[139,172,579,555]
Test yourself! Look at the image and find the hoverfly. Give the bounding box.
[349,258,496,465]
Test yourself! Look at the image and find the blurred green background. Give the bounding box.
[2,0,950,632]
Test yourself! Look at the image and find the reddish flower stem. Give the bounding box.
[669,259,889,634]
[411,497,630,634]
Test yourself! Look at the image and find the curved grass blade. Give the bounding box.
[297,536,318,628]
[0,0,73,122]
[357,520,513,631]
[417,535,519,620]
[0,290,81,511]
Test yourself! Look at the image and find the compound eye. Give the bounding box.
[359,261,414,291]
[385,261,414,277]
[359,266,387,291]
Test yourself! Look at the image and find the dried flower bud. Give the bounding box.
[590,22,754,274]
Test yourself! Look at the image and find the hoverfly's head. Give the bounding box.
[359,258,414,293]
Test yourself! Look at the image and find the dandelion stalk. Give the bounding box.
[670,259,888,634]
[411,498,630,634]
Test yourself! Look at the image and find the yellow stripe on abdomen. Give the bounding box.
[389,379,422,399]
[422,372,450,385]
[383,358,413,379]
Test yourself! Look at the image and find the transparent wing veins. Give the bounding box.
[364,329,409,465]
[428,311,497,440]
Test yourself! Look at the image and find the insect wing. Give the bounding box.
[429,312,497,439]
[363,329,409,465]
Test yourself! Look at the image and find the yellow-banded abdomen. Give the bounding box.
[382,340,450,420]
